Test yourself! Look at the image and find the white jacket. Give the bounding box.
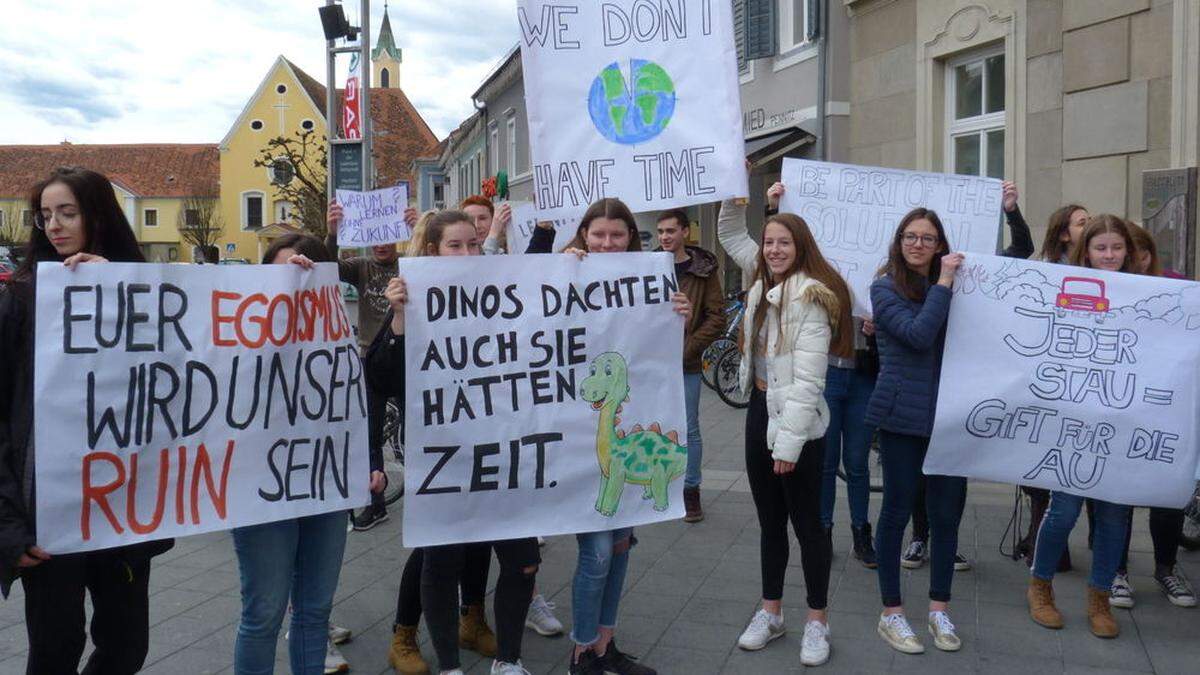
[717,200,833,463]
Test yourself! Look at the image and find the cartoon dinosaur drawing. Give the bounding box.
[580,352,688,516]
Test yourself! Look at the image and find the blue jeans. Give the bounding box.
[571,528,633,646]
[684,373,703,488]
[232,511,348,675]
[820,365,875,528]
[1033,492,1130,591]
[874,431,967,607]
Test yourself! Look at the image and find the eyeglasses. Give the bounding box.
[33,209,77,231]
[901,233,939,248]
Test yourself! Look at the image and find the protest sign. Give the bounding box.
[34,263,370,553]
[335,184,410,247]
[401,252,687,547]
[517,0,748,219]
[927,254,1200,508]
[506,200,579,254]
[779,158,1002,314]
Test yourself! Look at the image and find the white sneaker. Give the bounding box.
[737,609,785,650]
[328,624,352,645]
[525,594,564,636]
[800,620,830,666]
[927,611,961,652]
[537,536,546,546]
[877,613,924,654]
[491,659,531,674]
[324,641,349,673]
[1110,573,1135,609]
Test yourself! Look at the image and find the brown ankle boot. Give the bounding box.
[459,603,498,657]
[388,624,430,675]
[1028,577,1064,629]
[1087,587,1119,638]
[683,486,703,522]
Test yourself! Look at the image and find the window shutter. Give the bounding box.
[733,0,748,73]
[744,0,777,60]
[806,0,820,41]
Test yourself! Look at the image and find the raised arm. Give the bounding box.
[716,199,759,273]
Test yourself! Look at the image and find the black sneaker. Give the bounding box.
[953,553,972,572]
[597,640,656,675]
[852,524,878,569]
[351,503,389,531]
[900,540,927,569]
[567,648,604,675]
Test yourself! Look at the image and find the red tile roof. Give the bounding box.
[0,143,219,199]
[286,59,439,187]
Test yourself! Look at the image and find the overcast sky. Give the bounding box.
[0,0,519,144]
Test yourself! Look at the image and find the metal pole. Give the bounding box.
[325,0,337,200]
[360,0,372,190]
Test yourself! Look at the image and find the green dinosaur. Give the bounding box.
[580,352,688,516]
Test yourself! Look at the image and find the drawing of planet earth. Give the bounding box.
[587,59,676,145]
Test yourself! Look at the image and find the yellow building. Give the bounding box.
[0,5,437,263]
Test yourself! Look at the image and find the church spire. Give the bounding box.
[372,2,402,63]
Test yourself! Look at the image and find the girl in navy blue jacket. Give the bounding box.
[866,208,966,656]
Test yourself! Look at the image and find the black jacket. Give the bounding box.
[364,312,406,460]
[0,281,172,597]
[526,225,556,255]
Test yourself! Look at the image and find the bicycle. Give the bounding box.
[379,399,406,506]
[701,291,746,390]
[1182,481,1200,550]
[712,343,749,408]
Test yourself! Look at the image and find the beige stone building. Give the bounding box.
[840,0,1200,254]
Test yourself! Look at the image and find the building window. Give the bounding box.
[489,125,500,174]
[274,200,294,223]
[779,0,809,52]
[506,116,518,175]
[250,119,264,131]
[380,68,390,88]
[184,209,201,227]
[242,191,265,229]
[301,119,315,131]
[21,210,33,228]
[275,83,287,94]
[433,180,446,210]
[945,48,1005,179]
[143,209,158,227]
[269,158,295,185]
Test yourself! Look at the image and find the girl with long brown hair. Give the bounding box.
[866,208,968,656]
[717,196,842,667]
[1027,214,1142,640]
[1039,203,1089,263]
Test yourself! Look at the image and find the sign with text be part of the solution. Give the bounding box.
[401,252,687,547]
[926,254,1200,508]
[780,158,1002,315]
[518,0,748,220]
[34,263,370,553]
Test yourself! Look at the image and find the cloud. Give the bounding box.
[0,0,520,143]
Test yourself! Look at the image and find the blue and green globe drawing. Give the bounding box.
[587,59,676,145]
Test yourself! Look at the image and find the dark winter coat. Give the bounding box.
[863,276,953,438]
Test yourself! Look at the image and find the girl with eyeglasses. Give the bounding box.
[0,166,171,674]
[867,208,968,656]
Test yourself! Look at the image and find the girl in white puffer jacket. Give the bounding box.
[717,197,850,668]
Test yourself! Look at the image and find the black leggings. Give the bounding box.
[421,538,540,669]
[744,388,831,609]
[21,548,152,675]
[394,543,493,627]
[1118,507,1186,573]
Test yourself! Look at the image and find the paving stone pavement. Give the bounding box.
[2,387,1197,674]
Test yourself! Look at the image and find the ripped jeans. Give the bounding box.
[571,528,634,646]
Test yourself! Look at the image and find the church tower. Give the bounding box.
[372,2,401,89]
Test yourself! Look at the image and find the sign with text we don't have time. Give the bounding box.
[927,254,1200,508]
[34,263,370,554]
[779,158,1002,315]
[401,253,687,547]
[517,0,748,220]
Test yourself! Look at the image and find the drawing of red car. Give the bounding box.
[1056,277,1109,313]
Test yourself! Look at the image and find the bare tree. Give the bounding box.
[178,193,223,263]
[253,129,329,238]
[0,202,29,260]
